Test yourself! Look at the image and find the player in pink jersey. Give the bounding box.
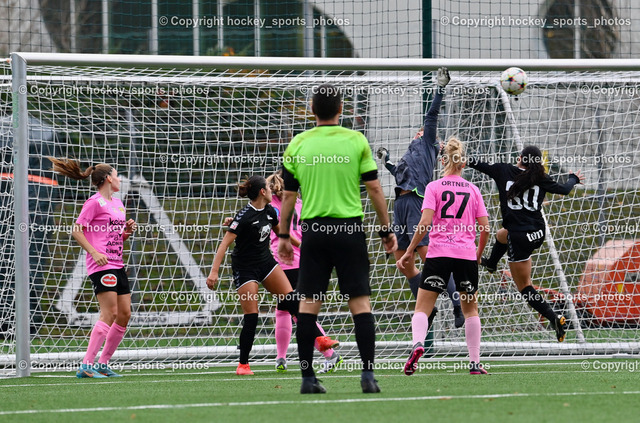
[266,171,343,374]
[397,138,490,375]
[50,158,136,378]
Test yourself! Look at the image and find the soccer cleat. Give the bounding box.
[453,306,465,329]
[550,315,567,342]
[480,257,496,273]
[361,377,381,393]
[315,335,339,352]
[300,377,326,394]
[427,307,438,329]
[317,353,343,374]
[76,363,107,379]
[404,342,424,376]
[275,358,287,373]
[236,363,254,375]
[94,363,122,377]
[469,361,488,375]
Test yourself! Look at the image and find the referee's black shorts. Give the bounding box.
[297,217,370,300]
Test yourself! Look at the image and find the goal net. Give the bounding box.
[3,54,640,374]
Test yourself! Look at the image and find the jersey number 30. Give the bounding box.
[505,181,540,211]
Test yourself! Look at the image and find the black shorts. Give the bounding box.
[507,229,545,262]
[420,257,478,295]
[297,217,370,299]
[89,268,131,296]
[393,192,430,251]
[232,257,279,290]
[283,268,299,290]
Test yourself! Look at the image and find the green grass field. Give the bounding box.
[2,359,639,423]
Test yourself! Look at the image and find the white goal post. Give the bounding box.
[5,53,640,377]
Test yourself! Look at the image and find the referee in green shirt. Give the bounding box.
[278,84,397,394]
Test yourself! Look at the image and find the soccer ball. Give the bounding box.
[500,67,528,95]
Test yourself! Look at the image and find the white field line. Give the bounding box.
[0,369,619,389]
[1,391,640,416]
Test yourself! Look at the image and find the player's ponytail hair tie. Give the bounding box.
[49,157,113,188]
[238,175,267,200]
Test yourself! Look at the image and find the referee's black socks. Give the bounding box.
[353,312,376,372]
[296,313,318,377]
[520,286,557,322]
[239,313,258,364]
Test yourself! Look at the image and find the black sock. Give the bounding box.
[277,291,299,316]
[408,274,422,299]
[486,238,508,268]
[239,313,258,364]
[353,312,376,372]
[520,286,557,322]
[296,313,317,378]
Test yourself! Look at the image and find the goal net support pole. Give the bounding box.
[11,53,31,377]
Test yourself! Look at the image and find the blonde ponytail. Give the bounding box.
[442,137,465,176]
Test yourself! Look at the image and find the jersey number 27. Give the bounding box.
[440,191,470,219]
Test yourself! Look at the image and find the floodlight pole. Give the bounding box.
[421,0,436,355]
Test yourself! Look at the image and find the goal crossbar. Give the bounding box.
[12,53,640,71]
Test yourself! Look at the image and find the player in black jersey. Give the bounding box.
[206,176,338,375]
[467,146,584,342]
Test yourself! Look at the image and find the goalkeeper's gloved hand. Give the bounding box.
[376,147,390,162]
[437,67,450,88]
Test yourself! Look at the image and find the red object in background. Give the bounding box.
[157,89,169,108]
[0,173,58,186]
[577,239,640,325]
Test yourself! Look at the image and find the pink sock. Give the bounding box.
[97,323,127,364]
[83,320,110,365]
[312,322,334,359]
[411,312,429,346]
[275,309,292,359]
[465,315,481,363]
